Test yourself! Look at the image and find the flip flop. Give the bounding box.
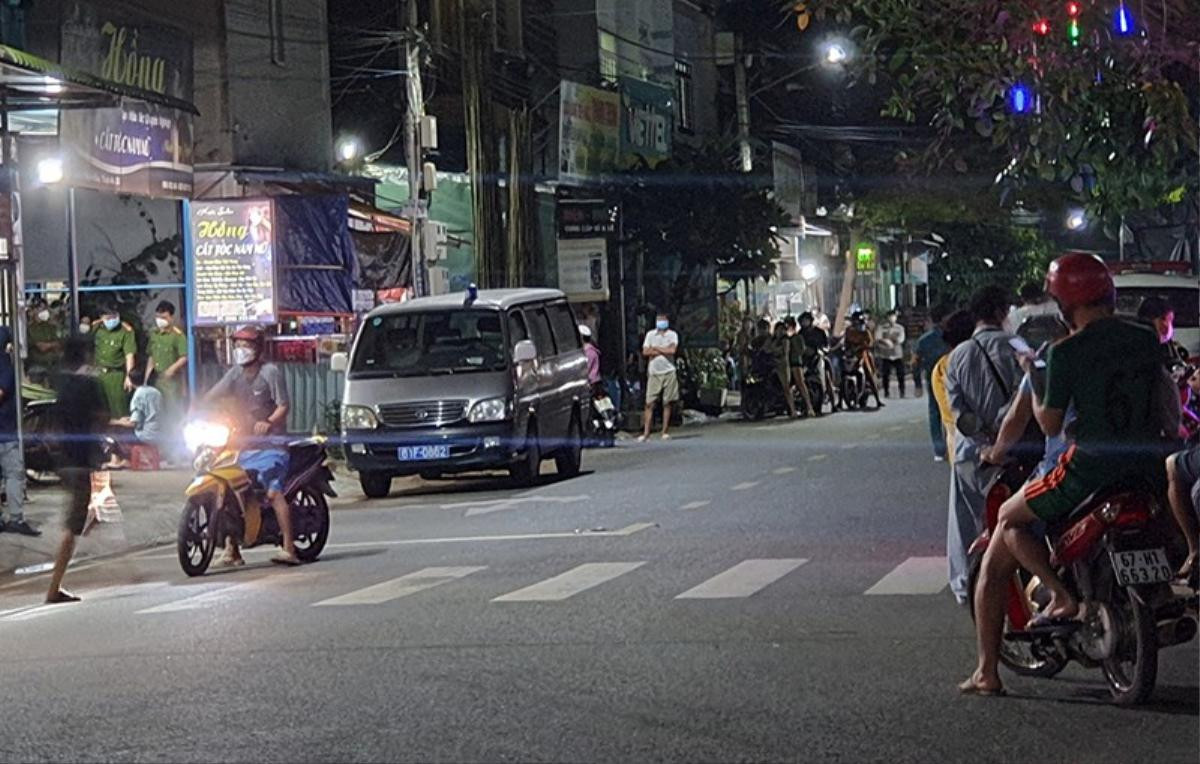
[958,680,1006,697]
[45,589,81,604]
[271,552,301,566]
[218,556,246,568]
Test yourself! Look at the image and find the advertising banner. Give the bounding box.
[558,80,620,185]
[60,1,194,198]
[557,237,609,302]
[189,200,277,326]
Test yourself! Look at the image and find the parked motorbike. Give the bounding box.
[741,348,788,421]
[967,463,1196,705]
[587,382,618,448]
[177,419,336,576]
[803,349,840,415]
[836,346,873,411]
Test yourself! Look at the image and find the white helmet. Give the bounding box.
[578,324,592,339]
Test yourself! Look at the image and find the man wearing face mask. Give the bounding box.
[202,325,298,566]
[145,301,189,443]
[639,313,680,441]
[93,305,136,417]
[27,298,62,384]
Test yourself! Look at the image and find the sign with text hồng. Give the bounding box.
[189,200,277,326]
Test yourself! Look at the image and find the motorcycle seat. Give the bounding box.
[1046,476,1158,537]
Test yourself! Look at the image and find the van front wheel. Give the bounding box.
[555,414,583,478]
[510,423,542,487]
[359,471,392,499]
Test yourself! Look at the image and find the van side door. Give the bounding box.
[545,300,589,431]
[522,303,564,435]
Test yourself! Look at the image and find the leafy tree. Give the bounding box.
[808,0,1200,221]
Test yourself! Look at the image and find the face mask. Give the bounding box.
[36,310,49,322]
[656,320,669,331]
[103,317,119,331]
[155,317,169,330]
[79,323,90,334]
[233,347,256,366]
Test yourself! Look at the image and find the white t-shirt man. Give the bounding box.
[643,329,679,376]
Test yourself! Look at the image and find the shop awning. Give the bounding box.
[0,43,198,114]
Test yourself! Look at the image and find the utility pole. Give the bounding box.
[734,37,752,173]
[403,0,428,297]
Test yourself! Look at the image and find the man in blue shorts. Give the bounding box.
[203,326,298,566]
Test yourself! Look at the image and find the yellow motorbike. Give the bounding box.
[177,419,336,576]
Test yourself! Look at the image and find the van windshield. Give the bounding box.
[350,309,508,378]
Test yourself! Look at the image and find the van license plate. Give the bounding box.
[397,445,449,461]
[1110,548,1172,586]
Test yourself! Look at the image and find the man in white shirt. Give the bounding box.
[1004,281,1061,334]
[640,314,680,441]
[874,309,907,398]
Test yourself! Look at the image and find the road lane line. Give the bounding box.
[138,573,318,614]
[731,481,760,491]
[864,557,948,595]
[772,467,796,475]
[679,500,711,510]
[461,495,589,517]
[675,558,809,599]
[841,443,858,450]
[493,562,644,602]
[313,566,486,607]
[887,425,905,432]
[807,454,828,462]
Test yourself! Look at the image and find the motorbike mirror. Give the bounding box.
[513,340,537,364]
[956,412,981,438]
[329,352,348,373]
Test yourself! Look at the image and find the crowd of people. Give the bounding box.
[905,253,1200,697]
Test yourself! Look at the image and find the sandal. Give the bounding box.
[958,678,1006,697]
[271,551,301,566]
[218,555,246,568]
[46,589,82,604]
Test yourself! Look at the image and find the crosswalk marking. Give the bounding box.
[864,557,948,595]
[679,500,711,510]
[312,567,486,606]
[137,573,317,614]
[731,481,759,491]
[772,466,796,475]
[807,454,828,462]
[675,559,808,599]
[493,562,644,602]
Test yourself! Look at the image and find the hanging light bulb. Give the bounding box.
[1114,2,1134,35]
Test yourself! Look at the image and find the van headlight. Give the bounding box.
[342,405,379,430]
[468,397,510,423]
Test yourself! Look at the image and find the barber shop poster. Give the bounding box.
[189,200,277,326]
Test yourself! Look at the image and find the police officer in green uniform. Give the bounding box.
[26,298,62,383]
[145,300,188,420]
[93,305,136,417]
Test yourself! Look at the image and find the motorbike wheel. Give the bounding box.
[841,379,859,410]
[291,488,330,563]
[966,552,1068,678]
[1098,563,1159,705]
[743,391,766,420]
[177,497,217,577]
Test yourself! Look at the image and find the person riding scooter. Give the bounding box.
[200,326,299,567]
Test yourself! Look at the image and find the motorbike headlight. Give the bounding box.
[341,404,379,430]
[468,397,510,423]
[184,421,230,453]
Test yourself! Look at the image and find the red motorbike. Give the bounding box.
[967,462,1197,705]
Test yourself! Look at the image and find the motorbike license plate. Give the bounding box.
[397,445,449,461]
[1109,548,1173,586]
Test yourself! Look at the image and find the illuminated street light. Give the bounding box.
[822,42,849,65]
[336,137,362,163]
[799,262,820,281]
[37,156,63,184]
[1066,209,1088,231]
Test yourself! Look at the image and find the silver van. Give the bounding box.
[332,288,591,498]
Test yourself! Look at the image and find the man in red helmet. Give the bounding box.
[962,252,1179,696]
[202,325,299,566]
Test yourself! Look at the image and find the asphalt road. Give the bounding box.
[0,398,1195,763]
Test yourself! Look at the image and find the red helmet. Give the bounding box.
[231,325,265,347]
[1045,252,1114,314]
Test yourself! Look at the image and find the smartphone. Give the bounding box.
[1008,336,1035,357]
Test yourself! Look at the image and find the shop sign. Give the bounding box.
[557,237,609,302]
[60,2,194,198]
[557,199,615,238]
[855,243,877,271]
[619,77,672,168]
[558,80,620,185]
[189,200,277,326]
